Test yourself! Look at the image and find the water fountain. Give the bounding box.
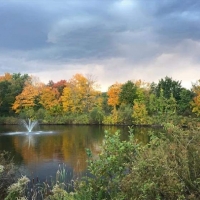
[1,118,54,136]
[22,119,38,132]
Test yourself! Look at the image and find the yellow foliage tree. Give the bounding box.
[191,94,200,116]
[39,86,60,111]
[61,86,79,113]
[132,100,149,125]
[191,80,200,116]
[61,74,100,113]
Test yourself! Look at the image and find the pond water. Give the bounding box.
[0,124,154,183]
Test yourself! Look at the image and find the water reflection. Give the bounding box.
[0,125,154,181]
[25,135,36,148]
[7,126,105,179]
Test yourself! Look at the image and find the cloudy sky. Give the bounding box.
[0,0,200,91]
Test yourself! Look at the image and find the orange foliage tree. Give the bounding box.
[0,73,12,81]
[107,82,122,111]
[12,84,40,113]
[12,76,43,113]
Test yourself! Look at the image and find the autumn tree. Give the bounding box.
[12,84,39,113]
[191,80,200,116]
[191,95,200,116]
[48,80,67,96]
[39,86,61,115]
[132,100,149,125]
[61,74,100,113]
[0,73,12,81]
[12,76,43,114]
[107,82,122,111]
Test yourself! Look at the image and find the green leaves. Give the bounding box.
[119,80,137,105]
[82,130,138,199]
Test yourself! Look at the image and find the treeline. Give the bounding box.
[0,72,199,125]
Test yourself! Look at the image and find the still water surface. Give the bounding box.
[0,124,152,182]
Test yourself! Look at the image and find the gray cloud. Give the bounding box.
[0,0,199,89]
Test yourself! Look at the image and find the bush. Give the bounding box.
[117,104,132,125]
[0,116,19,124]
[76,124,200,199]
[89,107,104,124]
[5,175,29,200]
[73,114,89,124]
[76,130,137,199]
[0,151,18,199]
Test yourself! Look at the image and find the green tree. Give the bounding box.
[0,80,12,115]
[119,80,137,105]
[0,73,29,116]
[100,92,112,114]
[177,88,194,115]
[149,90,177,116]
[154,76,182,101]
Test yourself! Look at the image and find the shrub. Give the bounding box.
[0,151,18,199]
[77,130,137,199]
[89,107,104,124]
[76,124,200,199]
[5,175,30,200]
[73,114,89,124]
[117,104,132,125]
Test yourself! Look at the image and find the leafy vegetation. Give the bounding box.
[0,73,199,125]
[73,124,200,199]
[0,151,18,199]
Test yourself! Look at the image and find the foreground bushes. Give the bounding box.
[76,124,200,199]
[0,151,18,199]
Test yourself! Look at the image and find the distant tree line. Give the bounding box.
[0,72,199,125]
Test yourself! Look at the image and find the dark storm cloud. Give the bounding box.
[0,0,199,85]
[140,0,200,42]
[0,2,51,50]
[0,0,122,61]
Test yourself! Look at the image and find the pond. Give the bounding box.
[0,124,153,183]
